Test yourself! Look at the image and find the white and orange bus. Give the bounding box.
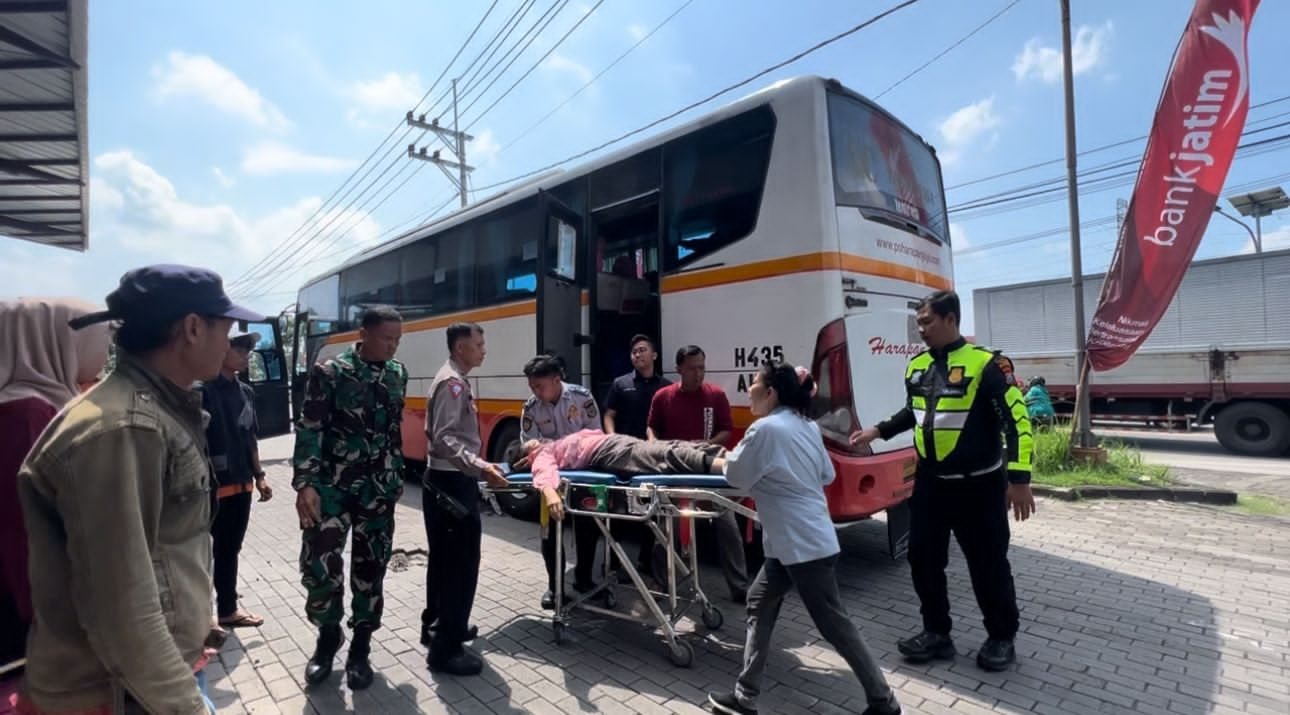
[291,75,953,545]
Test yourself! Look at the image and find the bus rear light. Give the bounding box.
[811,318,866,455]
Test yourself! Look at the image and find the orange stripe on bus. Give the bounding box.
[324,293,589,345]
[660,251,950,293]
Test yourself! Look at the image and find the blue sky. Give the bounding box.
[3,0,1288,335]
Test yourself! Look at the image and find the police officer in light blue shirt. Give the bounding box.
[706,361,900,715]
[519,354,608,609]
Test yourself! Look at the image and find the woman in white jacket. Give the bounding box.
[706,360,900,715]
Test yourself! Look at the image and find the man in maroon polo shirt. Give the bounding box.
[646,345,750,603]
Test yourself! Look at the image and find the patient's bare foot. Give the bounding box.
[711,457,726,474]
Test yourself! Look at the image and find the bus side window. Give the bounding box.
[663,106,775,270]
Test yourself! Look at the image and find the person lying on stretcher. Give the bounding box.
[513,429,728,521]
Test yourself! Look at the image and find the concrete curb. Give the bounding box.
[1033,485,1238,505]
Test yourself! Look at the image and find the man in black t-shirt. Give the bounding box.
[604,334,670,440]
[602,334,671,576]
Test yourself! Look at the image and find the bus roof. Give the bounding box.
[300,74,934,288]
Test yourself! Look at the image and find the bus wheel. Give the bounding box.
[1215,402,1290,457]
[490,421,541,521]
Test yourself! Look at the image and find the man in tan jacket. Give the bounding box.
[18,265,262,714]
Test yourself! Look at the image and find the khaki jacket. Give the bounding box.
[18,352,214,715]
[426,359,488,476]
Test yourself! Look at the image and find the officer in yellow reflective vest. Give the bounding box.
[852,290,1035,673]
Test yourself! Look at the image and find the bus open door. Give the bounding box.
[239,318,292,437]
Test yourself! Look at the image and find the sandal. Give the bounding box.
[218,611,265,628]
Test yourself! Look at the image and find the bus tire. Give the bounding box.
[490,420,541,521]
[1214,402,1290,457]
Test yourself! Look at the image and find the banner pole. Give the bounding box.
[1060,0,1096,449]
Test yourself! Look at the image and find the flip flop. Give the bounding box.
[218,612,265,628]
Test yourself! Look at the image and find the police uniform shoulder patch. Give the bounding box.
[448,379,465,398]
[583,399,598,418]
[522,415,533,432]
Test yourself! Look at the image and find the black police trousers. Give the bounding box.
[421,468,481,655]
[907,467,1020,641]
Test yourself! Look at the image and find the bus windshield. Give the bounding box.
[827,92,948,244]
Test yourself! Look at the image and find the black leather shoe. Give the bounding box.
[421,621,478,645]
[344,625,374,690]
[305,625,344,685]
[428,647,484,676]
[861,697,902,715]
[707,691,757,714]
[976,638,1016,671]
[896,630,956,663]
[541,589,556,610]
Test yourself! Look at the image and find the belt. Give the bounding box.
[217,482,255,498]
[934,458,1003,480]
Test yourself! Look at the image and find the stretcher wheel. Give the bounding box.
[552,621,566,645]
[666,641,694,668]
[701,605,724,630]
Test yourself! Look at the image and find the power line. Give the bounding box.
[472,0,923,194]
[875,0,1023,99]
[946,93,1290,192]
[496,0,697,155]
[228,1,501,290]
[463,0,608,130]
[948,126,1290,218]
[452,0,543,114]
[457,0,567,116]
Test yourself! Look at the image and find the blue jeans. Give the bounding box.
[195,670,217,713]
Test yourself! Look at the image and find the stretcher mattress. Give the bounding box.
[502,470,733,489]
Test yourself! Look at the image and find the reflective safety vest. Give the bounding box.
[905,343,1033,476]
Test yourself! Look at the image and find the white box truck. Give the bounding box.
[973,249,1290,456]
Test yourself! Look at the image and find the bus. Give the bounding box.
[290,75,952,550]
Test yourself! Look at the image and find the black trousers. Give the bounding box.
[907,468,1020,641]
[421,469,481,654]
[211,490,254,618]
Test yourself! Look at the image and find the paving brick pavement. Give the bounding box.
[213,439,1290,713]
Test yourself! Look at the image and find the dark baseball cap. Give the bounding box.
[69,264,264,329]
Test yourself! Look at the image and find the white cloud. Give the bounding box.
[89,150,380,289]
[937,97,1001,166]
[350,71,424,112]
[212,167,235,188]
[241,142,358,176]
[89,176,124,212]
[1243,225,1290,254]
[542,53,593,84]
[471,128,501,167]
[627,23,649,42]
[152,52,291,131]
[949,222,970,249]
[1012,21,1113,84]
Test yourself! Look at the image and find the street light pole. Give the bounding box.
[1213,206,1260,253]
[1060,0,1095,449]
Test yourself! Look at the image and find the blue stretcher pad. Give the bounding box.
[502,470,732,489]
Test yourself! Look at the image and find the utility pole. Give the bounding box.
[1060,0,1096,450]
[406,78,474,208]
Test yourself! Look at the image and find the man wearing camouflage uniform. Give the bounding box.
[293,307,408,690]
[518,354,606,610]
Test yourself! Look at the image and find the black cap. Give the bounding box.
[69,264,264,330]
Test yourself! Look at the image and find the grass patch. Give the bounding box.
[1031,424,1170,489]
[1234,495,1290,517]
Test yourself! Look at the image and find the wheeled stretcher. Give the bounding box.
[490,471,758,666]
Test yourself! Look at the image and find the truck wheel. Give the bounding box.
[1214,402,1290,457]
[489,421,540,521]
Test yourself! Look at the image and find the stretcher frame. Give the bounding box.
[491,471,758,667]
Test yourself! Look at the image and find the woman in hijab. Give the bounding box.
[0,298,111,668]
